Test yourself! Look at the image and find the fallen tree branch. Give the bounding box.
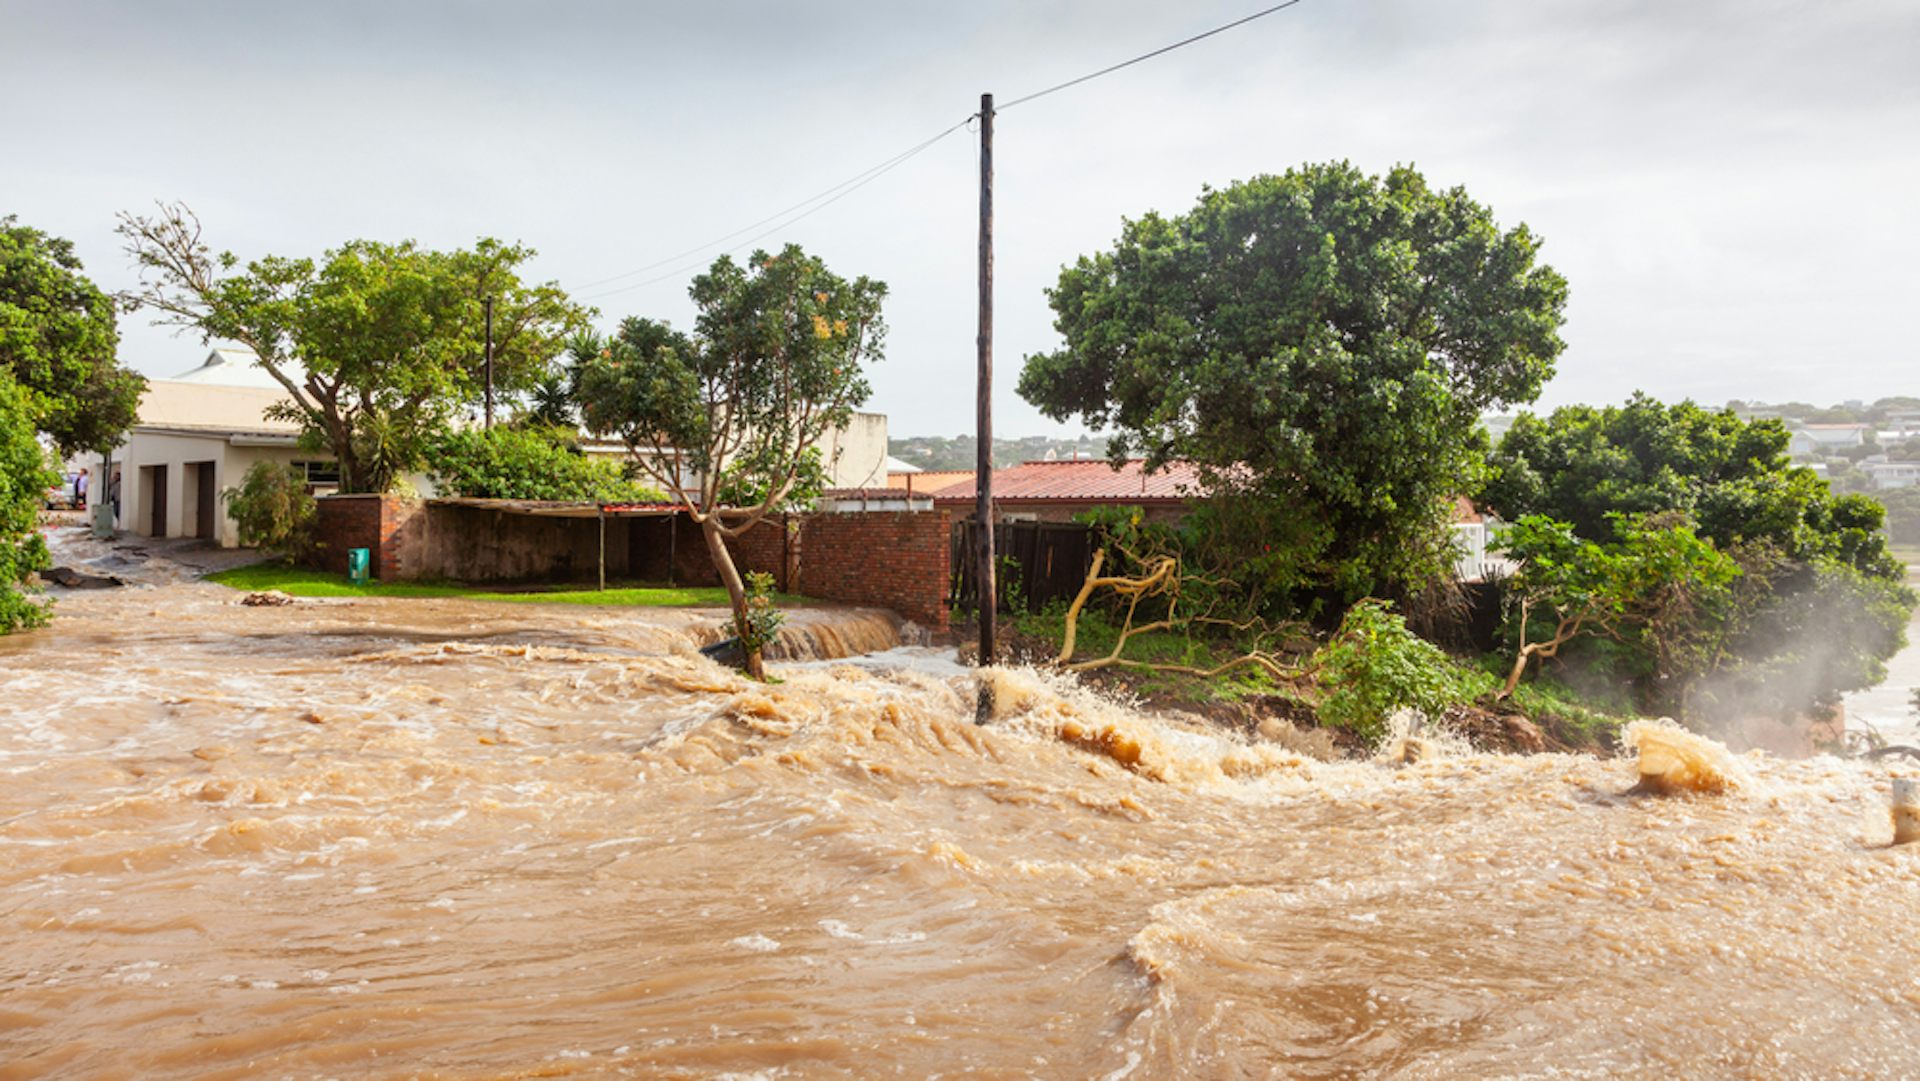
[1052,545,1309,683]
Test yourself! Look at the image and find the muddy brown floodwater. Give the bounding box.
[5,570,1920,1079]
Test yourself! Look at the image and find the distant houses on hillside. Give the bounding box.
[1787,423,1871,456]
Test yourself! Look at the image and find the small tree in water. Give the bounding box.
[577,245,886,679]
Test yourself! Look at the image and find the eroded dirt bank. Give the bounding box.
[4,568,1920,1078]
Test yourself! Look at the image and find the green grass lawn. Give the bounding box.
[204,564,782,608]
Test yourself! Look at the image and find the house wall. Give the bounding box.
[95,432,308,547]
[622,510,950,630]
[1452,522,1488,582]
[578,410,888,495]
[817,411,889,489]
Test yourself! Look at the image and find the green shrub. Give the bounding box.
[0,373,54,633]
[223,461,317,561]
[1313,599,1475,745]
[428,427,665,502]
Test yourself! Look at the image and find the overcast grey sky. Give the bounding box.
[5,0,1916,436]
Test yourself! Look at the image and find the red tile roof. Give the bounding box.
[928,459,1205,504]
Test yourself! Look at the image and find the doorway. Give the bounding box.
[190,461,217,540]
[141,464,168,537]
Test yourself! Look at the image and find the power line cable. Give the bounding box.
[574,117,971,298]
[997,0,1307,112]
[573,1,1306,300]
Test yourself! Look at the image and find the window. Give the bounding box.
[292,460,341,485]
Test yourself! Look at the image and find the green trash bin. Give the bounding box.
[348,547,371,585]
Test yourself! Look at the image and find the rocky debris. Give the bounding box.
[1440,704,1552,754]
[42,565,125,589]
[241,590,296,607]
[1500,714,1549,753]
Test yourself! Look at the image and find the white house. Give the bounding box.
[1450,497,1512,582]
[83,350,325,546]
[1861,460,1920,491]
[1788,424,1871,457]
[579,410,891,500]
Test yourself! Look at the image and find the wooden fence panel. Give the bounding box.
[950,519,1096,613]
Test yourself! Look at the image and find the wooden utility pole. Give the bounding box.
[975,92,996,669]
[483,296,496,429]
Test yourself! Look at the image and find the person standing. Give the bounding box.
[74,468,88,508]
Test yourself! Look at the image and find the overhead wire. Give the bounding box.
[574,117,971,301]
[574,1,1308,301]
[996,0,1307,111]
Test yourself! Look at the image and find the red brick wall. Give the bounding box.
[733,510,950,631]
[730,517,791,589]
[311,494,418,580]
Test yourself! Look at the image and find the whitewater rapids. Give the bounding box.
[3,577,1919,1078]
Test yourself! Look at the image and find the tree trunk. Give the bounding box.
[701,516,764,680]
[1499,645,1535,699]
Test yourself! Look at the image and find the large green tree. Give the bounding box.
[577,245,886,679]
[1018,162,1568,606]
[117,203,589,493]
[0,217,145,455]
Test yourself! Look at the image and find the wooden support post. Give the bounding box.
[976,90,996,670]
[597,507,606,591]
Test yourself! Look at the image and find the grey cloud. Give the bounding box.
[3,0,1915,434]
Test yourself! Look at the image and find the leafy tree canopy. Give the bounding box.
[427,426,664,503]
[1496,513,1747,712]
[0,372,56,633]
[1484,393,1902,582]
[118,203,589,493]
[577,245,885,513]
[0,216,145,454]
[1018,162,1567,604]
